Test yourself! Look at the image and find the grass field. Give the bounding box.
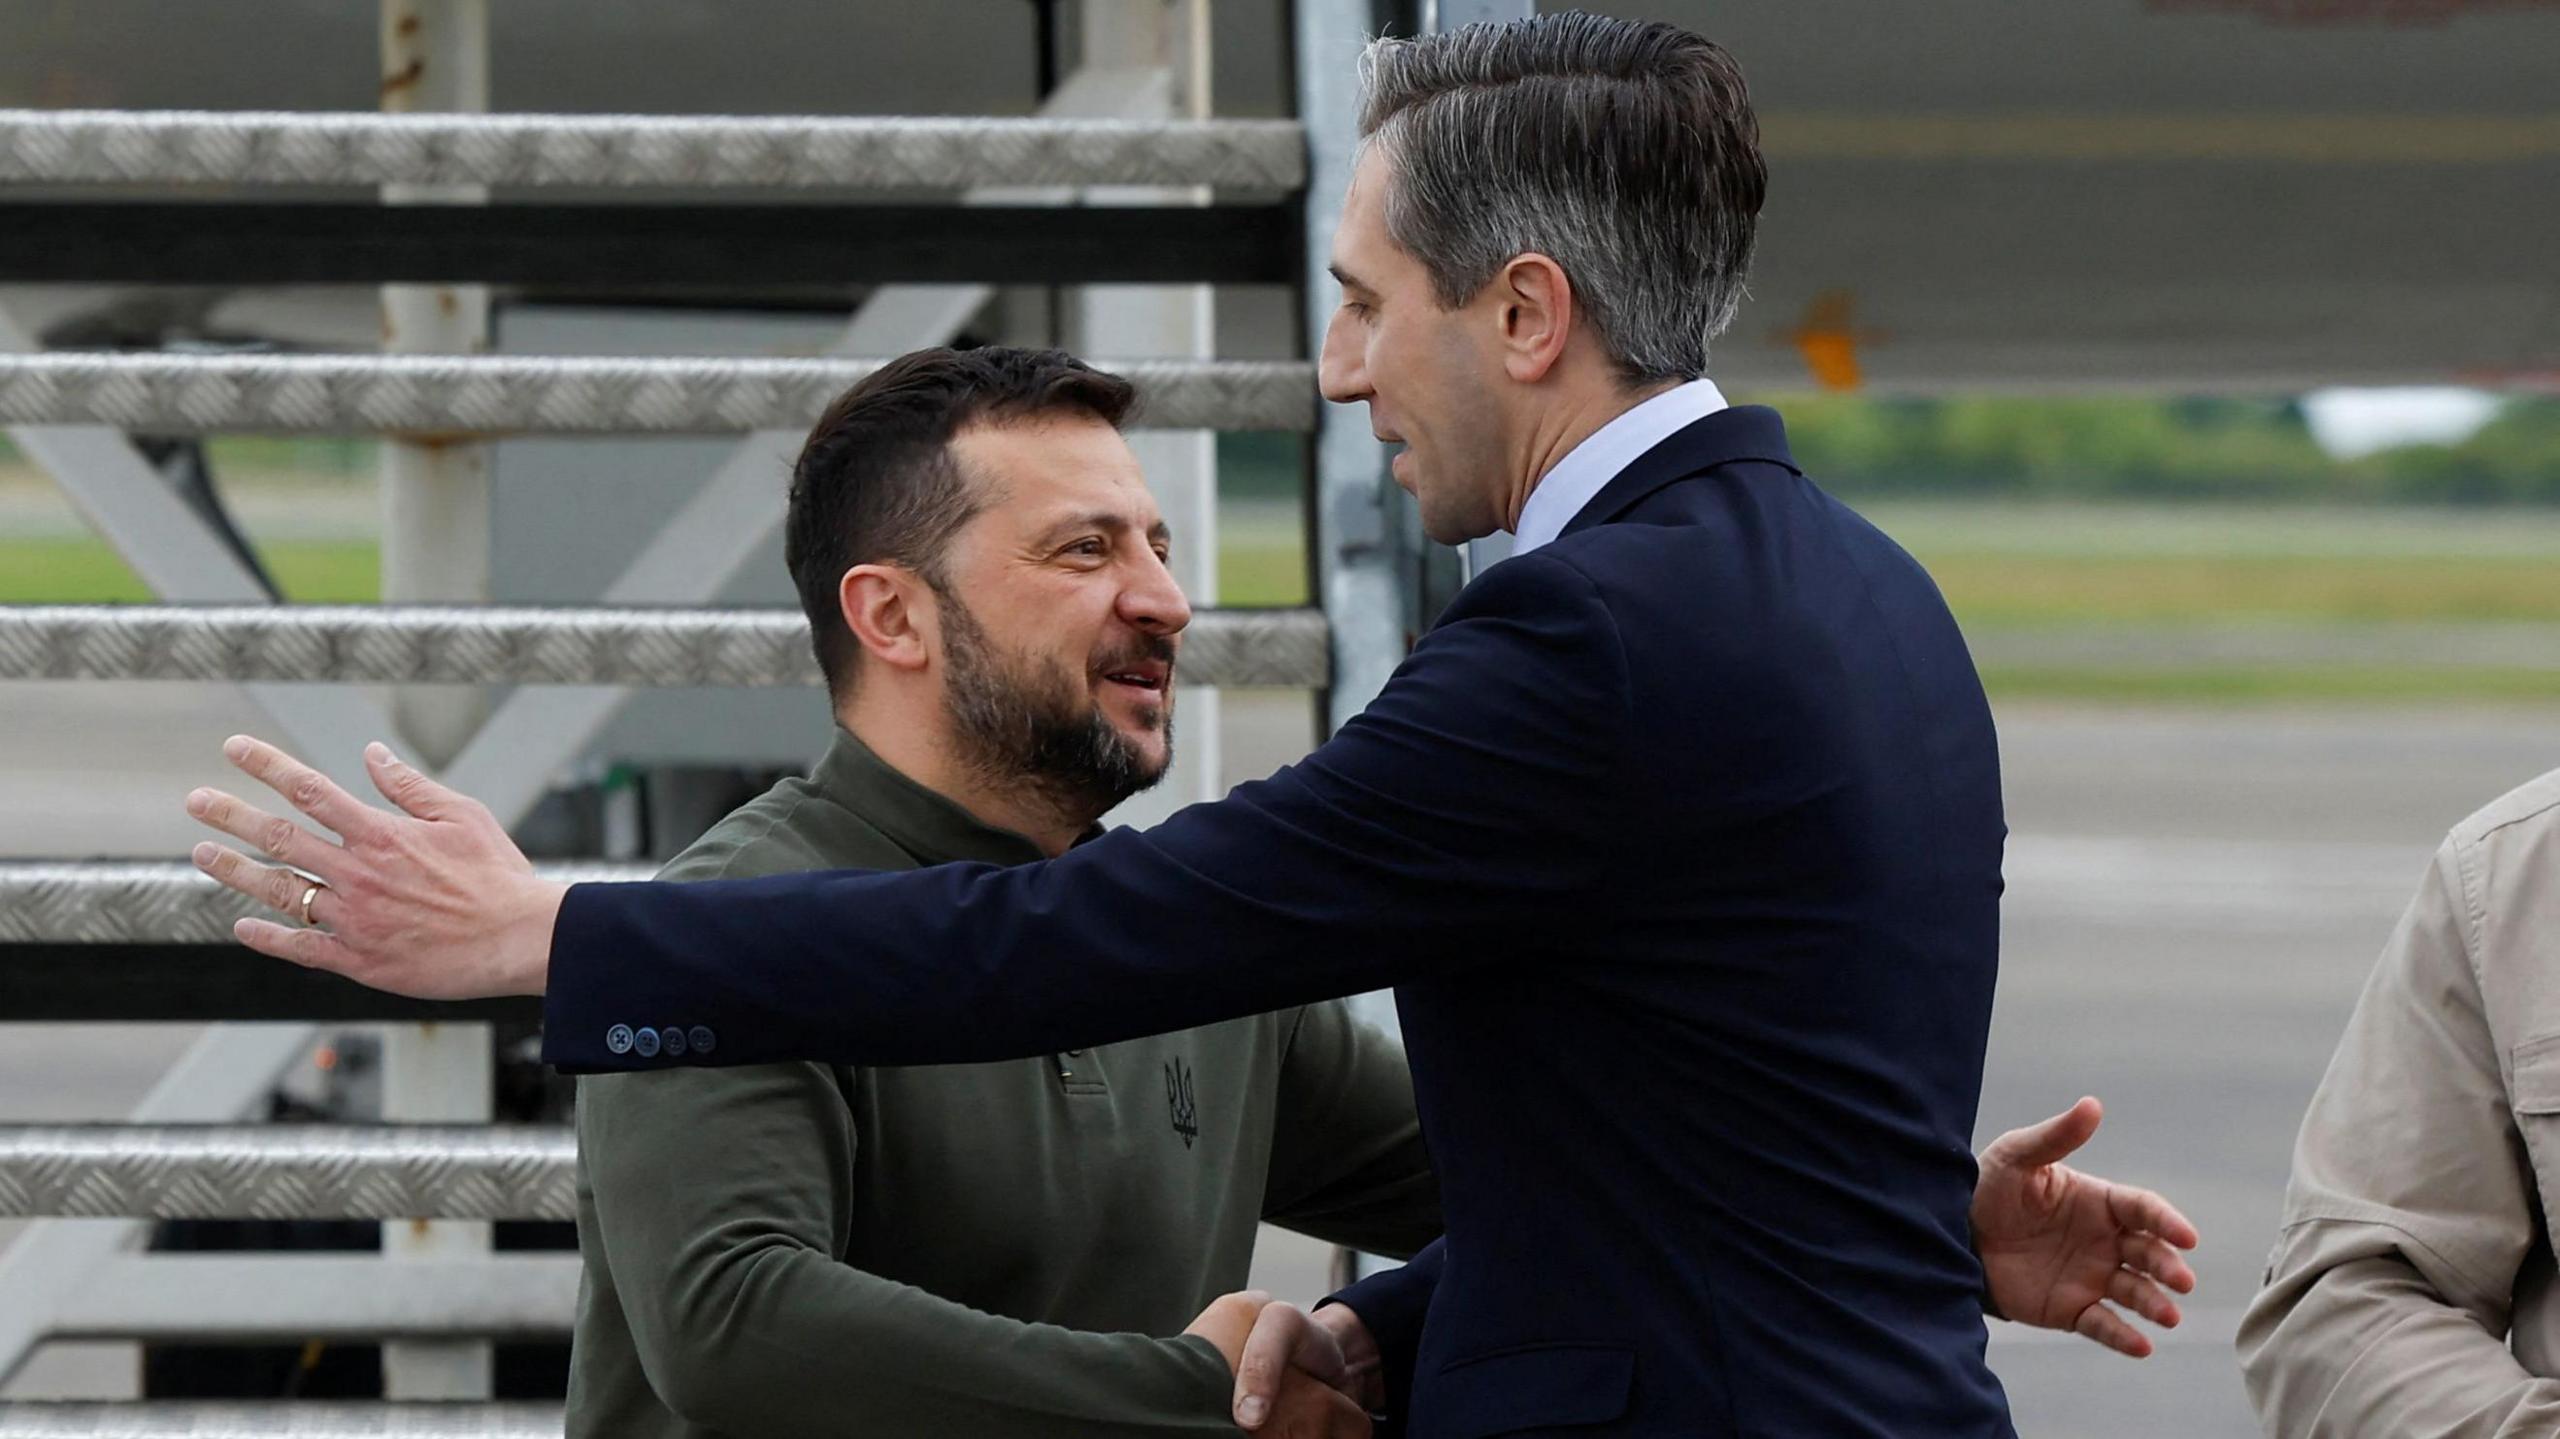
[6,492,2556,702]
[1863,502,2560,625]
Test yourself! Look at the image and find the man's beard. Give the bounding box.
[936,587,1173,825]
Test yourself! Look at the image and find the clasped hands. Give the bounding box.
[1184,1096,2198,1435]
[1185,1290,1379,1438]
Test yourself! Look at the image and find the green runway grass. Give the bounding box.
[0,538,384,604]
[1863,501,2560,626]
[1927,553,2560,627]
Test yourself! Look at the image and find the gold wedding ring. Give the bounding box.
[297,881,326,928]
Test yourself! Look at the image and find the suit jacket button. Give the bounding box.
[661,1026,688,1058]
[606,1024,635,1056]
[633,1026,662,1059]
[688,1026,716,1055]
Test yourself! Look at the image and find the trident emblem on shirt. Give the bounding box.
[1165,1057,1199,1150]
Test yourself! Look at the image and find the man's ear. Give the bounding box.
[1494,252,1575,385]
[839,564,935,675]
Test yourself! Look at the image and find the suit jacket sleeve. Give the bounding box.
[1324,1238,1448,1426]
[1260,1000,1441,1258]
[580,1061,1241,1437]
[543,550,1633,1071]
[2236,841,2560,1437]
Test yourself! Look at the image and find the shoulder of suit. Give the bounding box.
[655,777,916,885]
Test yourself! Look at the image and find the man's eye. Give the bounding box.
[1066,538,1107,558]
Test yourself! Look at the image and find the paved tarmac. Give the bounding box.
[3,684,2556,1431]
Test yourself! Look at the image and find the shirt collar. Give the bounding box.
[1511,378,1728,557]
[812,726,1091,869]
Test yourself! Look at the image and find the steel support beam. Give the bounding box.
[0,1129,575,1222]
[0,353,1315,435]
[0,605,1329,688]
[375,2,494,1399]
[0,109,1305,191]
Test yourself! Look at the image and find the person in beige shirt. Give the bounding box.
[2240,765,2560,1436]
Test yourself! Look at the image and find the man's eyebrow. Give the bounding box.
[1329,262,1372,295]
[1034,511,1170,545]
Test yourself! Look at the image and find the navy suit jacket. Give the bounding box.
[546,406,2014,1437]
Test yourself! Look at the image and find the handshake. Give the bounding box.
[1186,1290,1383,1439]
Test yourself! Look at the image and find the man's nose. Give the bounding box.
[1121,547,1193,636]
[1317,309,1368,404]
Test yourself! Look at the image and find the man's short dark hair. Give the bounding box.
[1358,12,1766,383]
[785,346,1137,698]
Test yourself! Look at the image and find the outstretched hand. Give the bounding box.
[184,734,563,999]
[1973,1096,2200,1358]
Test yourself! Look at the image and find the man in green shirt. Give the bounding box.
[568,347,1415,1438]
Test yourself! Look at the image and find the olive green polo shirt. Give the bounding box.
[567,728,1440,1438]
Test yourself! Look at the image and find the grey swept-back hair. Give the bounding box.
[1356,11,1766,384]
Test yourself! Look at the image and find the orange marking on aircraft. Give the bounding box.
[1780,291,1887,392]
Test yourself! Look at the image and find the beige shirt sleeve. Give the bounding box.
[2238,841,2560,1438]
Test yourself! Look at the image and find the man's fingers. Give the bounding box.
[1182,1289,1266,1374]
[185,787,341,881]
[1234,1302,1307,1429]
[223,735,384,844]
[1986,1095,2104,1170]
[1272,1377,1372,1439]
[2074,1301,2154,1360]
[365,741,464,822]
[1236,1301,1342,1430]
[2109,1265,2183,1329]
[2106,1181,2202,1252]
[233,915,357,974]
[193,841,326,920]
[2118,1230,2198,1294]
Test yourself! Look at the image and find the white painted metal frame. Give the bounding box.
[1082,0,1223,828]
[374,0,496,1398]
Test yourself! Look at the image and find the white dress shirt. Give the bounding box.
[1509,378,1728,558]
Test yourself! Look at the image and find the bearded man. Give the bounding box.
[563,346,1432,1438]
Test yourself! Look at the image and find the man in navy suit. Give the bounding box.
[187,14,2199,1436]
